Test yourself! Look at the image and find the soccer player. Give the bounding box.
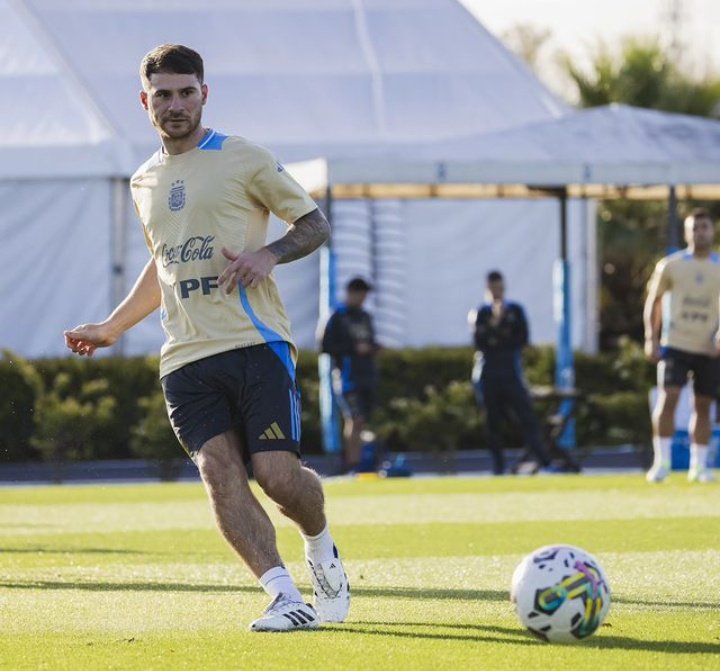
[470,271,551,475]
[64,44,349,631]
[321,277,379,472]
[644,208,720,483]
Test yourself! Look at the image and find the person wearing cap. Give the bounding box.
[321,277,379,472]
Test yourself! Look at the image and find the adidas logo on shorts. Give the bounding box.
[259,422,286,440]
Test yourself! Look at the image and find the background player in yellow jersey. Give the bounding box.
[64,44,349,631]
[644,208,720,483]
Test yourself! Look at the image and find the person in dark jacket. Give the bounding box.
[471,270,551,475]
[321,277,379,471]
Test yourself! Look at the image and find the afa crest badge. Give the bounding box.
[168,180,186,211]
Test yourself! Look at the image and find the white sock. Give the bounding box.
[259,566,303,603]
[653,436,671,468]
[689,444,709,472]
[302,524,337,563]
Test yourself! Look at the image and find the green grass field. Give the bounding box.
[1,473,718,670]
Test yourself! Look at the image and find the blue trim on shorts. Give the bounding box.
[238,286,295,379]
[289,388,300,441]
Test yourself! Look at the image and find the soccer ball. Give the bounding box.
[510,544,611,643]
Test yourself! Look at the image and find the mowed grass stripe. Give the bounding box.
[1,475,715,536]
[0,515,716,570]
[0,472,704,507]
[0,482,208,505]
[3,488,715,536]
[3,614,719,671]
[3,550,718,621]
[2,577,719,671]
[3,551,718,641]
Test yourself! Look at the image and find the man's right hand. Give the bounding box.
[64,323,118,357]
[644,337,661,363]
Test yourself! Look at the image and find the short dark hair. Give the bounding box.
[347,277,372,292]
[486,270,503,283]
[687,207,712,223]
[140,44,204,89]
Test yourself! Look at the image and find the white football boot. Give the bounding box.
[688,467,716,483]
[646,462,669,483]
[249,594,319,632]
[307,545,350,622]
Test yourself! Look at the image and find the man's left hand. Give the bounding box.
[218,247,278,293]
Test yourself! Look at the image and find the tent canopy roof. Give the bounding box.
[289,105,720,200]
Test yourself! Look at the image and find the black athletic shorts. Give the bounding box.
[337,387,375,421]
[161,343,302,461]
[658,347,720,398]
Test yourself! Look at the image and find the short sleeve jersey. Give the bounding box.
[647,250,720,355]
[130,130,317,378]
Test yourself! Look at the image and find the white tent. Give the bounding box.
[290,104,720,365]
[2,0,586,358]
[293,104,720,197]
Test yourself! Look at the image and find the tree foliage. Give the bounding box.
[563,38,720,115]
[501,23,552,73]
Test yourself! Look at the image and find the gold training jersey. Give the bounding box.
[130,130,317,378]
[648,250,720,355]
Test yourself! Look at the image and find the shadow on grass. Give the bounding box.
[342,621,720,653]
[1,547,144,555]
[337,623,541,646]
[350,586,720,610]
[612,595,720,609]
[0,580,258,593]
[349,585,509,601]
[343,620,540,646]
[579,634,720,655]
[0,580,508,602]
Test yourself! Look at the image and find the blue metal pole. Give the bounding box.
[318,188,342,454]
[554,191,576,449]
[667,185,679,253]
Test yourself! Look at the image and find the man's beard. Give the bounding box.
[694,236,714,252]
[156,112,201,140]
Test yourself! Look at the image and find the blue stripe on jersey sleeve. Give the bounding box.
[238,286,295,379]
[198,129,228,151]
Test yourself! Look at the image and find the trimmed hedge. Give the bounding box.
[0,340,655,464]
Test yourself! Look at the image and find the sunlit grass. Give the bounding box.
[1,473,718,670]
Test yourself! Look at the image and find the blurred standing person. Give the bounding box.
[321,277,379,473]
[470,271,551,475]
[644,208,720,483]
[64,44,349,631]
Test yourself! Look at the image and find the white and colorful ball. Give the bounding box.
[511,544,611,643]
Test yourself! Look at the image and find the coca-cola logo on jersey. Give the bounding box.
[161,235,215,267]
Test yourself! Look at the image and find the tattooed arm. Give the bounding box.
[266,208,330,263]
[218,208,331,293]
